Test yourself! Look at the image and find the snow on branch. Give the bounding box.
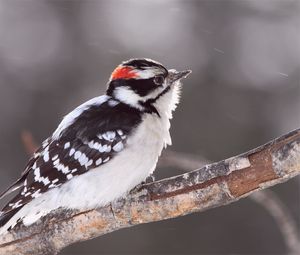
[0,128,299,255]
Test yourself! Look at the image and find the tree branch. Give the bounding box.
[159,150,300,254]
[0,128,299,255]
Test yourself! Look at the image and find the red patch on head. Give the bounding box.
[110,66,138,80]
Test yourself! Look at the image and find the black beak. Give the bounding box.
[168,69,192,83]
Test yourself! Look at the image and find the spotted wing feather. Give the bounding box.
[1,130,127,215]
[0,99,142,228]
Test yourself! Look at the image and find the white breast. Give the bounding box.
[0,84,181,232]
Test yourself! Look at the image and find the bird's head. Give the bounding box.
[106,58,191,115]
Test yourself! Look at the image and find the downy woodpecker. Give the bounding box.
[0,58,191,234]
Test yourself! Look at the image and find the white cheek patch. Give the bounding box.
[113,86,144,109]
[113,83,170,110]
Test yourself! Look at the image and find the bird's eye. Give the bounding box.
[153,75,164,86]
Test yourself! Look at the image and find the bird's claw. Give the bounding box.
[130,174,155,194]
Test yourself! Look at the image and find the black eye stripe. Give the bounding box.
[129,78,158,96]
[108,78,159,97]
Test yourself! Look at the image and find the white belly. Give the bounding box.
[52,113,171,209]
[2,113,171,230]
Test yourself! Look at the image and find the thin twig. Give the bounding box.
[21,131,38,156]
[251,190,300,254]
[158,150,210,170]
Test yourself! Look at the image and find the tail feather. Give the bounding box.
[0,206,24,232]
[0,155,36,200]
[0,180,24,200]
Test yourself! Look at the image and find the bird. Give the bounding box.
[0,58,191,235]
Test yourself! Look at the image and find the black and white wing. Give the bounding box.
[0,96,142,228]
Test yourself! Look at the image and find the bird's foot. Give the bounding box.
[130,174,155,194]
[145,174,155,184]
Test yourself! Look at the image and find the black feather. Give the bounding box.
[0,207,24,229]
[122,58,167,73]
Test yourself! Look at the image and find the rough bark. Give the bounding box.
[0,128,299,255]
[159,150,300,254]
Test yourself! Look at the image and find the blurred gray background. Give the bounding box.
[0,0,299,254]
